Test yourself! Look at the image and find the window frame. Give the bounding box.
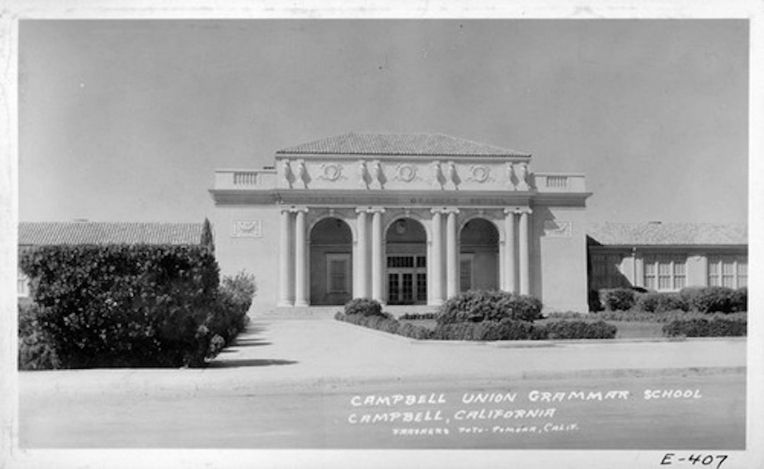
[707,255,747,289]
[643,254,687,292]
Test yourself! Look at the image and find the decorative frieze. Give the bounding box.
[232,220,263,238]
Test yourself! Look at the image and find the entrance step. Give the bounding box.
[254,304,440,320]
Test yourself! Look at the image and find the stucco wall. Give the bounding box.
[532,204,588,313]
[210,205,281,313]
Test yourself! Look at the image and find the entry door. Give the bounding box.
[387,255,427,305]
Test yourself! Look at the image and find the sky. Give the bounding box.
[18,19,749,224]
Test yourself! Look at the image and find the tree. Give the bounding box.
[201,218,215,254]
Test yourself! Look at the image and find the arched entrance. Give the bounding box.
[309,217,352,305]
[385,217,427,305]
[459,218,499,292]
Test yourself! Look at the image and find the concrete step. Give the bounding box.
[254,304,439,320]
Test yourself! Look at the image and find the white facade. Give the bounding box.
[210,133,592,313]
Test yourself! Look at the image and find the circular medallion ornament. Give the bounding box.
[397,164,417,182]
[471,165,490,183]
[322,163,342,181]
[395,220,407,234]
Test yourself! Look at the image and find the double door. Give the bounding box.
[387,255,427,305]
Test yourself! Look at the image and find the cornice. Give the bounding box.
[209,188,590,207]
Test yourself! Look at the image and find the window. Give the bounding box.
[460,255,473,292]
[708,256,747,289]
[643,255,686,291]
[326,254,350,294]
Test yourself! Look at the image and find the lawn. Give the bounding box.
[400,318,666,339]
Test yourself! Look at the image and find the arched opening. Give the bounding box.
[459,218,499,292]
[385,217,427,305]
[309,217,352,305]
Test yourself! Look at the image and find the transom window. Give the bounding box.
[643,255,686,291]
[708,256,747,288]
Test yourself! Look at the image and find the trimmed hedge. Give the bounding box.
[437,290,543,325]
[335,311,432,339]
[636,292,689,313]
[432,319,548,341]
[398,312,438,320]
[20,244,222,368]
[662,318,747,337]
[344,298,384,317]
[544,320,617,339]
[600,288,636,311]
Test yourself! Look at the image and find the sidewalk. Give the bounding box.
[19,319,746,399]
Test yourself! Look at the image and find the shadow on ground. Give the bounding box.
[207,358,298,368]
[209,321,297,368]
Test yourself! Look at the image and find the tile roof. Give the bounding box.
[276,132,530,157]
[587,222,747,246]
[19,222,204,246]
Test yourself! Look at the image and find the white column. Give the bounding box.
[518,207,532,295]
[294,208,309,307]
[445,208,459,298]
[504,208,517,294]
[277,207,293,306]
[370,208,385,303]
[430,208,444,305]
[354,208,368,298]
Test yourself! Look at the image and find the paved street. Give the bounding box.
[18,319,747,448]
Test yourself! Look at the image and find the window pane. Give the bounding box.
[658,262,671,275]
[738,262,747,276]
[673,276,686,290]
[673,262,685,275]
[722,275,734,288]
[722,262,734,275]
[738,276,747,288]
[645,277,656,290]
[645,262,655,275]
[658,276,671,290]
[709,276,720,287]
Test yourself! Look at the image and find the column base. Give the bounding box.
[428,299,444,306]
[294,300,310,307]
[276,300,294,307]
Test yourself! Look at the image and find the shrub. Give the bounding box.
[344,298,383,317]
[636,292,688,313]
[436,290,543,325]
[397,322,434,340]
[588,289,603,312]
[18,302,60,370]
[207,271,256,347]
[690,287,738,313]
[335,310,431,339]
[662,318,747,337]
[592,310,746,323]
[543,320,617,339]
[600,288,636,311]
[398,312,437,320]
[431,319,547,341]
[731,287,747,313]
[20,244,221,368]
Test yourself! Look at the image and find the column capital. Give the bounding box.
[443,207,460,214]
[368,206,386,214]
[506,206,532,215]
[430,207,445,215]
[355,207,371,214]
[290,206,309,214]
